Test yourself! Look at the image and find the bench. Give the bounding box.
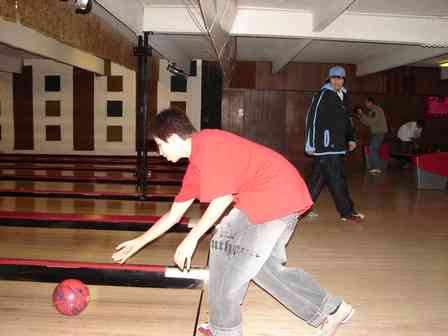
[412,152,448,190]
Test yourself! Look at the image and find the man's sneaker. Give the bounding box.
[341,212,364,222]
[315,301,355,336]
[368,169,382,175]
[308,210,319,218]
[197,323,213,336]
[301,209,319,221]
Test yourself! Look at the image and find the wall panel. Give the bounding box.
[221,89,244,136]
[255,62,287,90]
[230,61,256,89]
[73,66,94,151]
[94,62,136,155]
[157,59,202,131]
[285,92,311,169]
[25,59,73,154]
[13,66,34,150]
[0,72,14,151]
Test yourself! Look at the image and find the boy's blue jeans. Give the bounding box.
[208,208,341,336]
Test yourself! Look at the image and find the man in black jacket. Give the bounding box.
[304,66,364,222]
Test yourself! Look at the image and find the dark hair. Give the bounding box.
[353,105,363,113]
[150,108,197,141]
[417,119,425,128]
[366,97,375,104]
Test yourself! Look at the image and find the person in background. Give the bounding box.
[305,66,364,222]
[353,105,364,116]
[396,119,425,167]
[357,97,388,175]
[397,120,425,146]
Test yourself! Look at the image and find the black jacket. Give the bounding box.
[305,83,356,156]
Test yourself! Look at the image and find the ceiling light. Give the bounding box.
[440,62,448,68]
[167,63,187,78]
[59,0,92,14]
[75,0,92,14]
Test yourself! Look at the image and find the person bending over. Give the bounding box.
[113,108,355,336]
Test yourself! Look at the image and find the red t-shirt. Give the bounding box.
[175,130,313,224]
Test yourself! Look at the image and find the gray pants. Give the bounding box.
[208,208,341,336]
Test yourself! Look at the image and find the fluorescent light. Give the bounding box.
[75,0,90,10]
[74,0,92,14]
[440,62,448,67]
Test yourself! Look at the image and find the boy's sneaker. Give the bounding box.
[197,323,213,336]
[341,212,364,222]
[316,301,355,336]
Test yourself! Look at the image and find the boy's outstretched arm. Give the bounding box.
[112,198,195,264]
[175,194,234,271]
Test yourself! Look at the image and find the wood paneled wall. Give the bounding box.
[0,0,15,21]
[73,67,94,150]
[0,0,136,69]
[13,66,34,150]
[221,89,244,137]
[223,61,448,172]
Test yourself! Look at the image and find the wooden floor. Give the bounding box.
[0,168,447,335]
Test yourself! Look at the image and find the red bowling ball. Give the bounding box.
[52,279,90,316]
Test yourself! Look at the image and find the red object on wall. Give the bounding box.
[425,96,448,118]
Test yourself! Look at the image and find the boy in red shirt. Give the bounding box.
[113,109,355,336]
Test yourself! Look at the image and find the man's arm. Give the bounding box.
[358,112,371,126]
[112,199,195,264]
[174,194,234,270]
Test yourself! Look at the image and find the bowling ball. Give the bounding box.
[52,279,90,316]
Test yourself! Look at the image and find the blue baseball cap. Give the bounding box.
[328,66,346,78]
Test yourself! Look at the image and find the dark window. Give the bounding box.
[107,76,123,92]
[107,125,123,142]
[46,125,61,141]
[107,101,123,117]
[170,75,187,92]
[170,101,187,112]
[190,60,197,77]
[45,76,61,92]
[45,100,61,116]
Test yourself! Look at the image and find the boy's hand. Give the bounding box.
[174,236,199,271]
[112,237,147,264]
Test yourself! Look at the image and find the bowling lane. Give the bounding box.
[0,281,202,336]
[0,180,182,193]
[0,213,210,335]
[0,225,210,266]
[0,196,205,218]
[0,162,187,173]
[0,168,184,184]
[0,180,181,195]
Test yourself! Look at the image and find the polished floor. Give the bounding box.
[0,168,447,335]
